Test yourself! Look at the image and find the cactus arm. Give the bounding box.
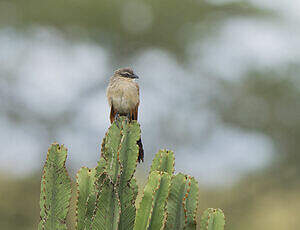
[148,172,171,230]
[118,183,137,230]
[164,173,186,230]
[75,167,96,230]
[184,176,199,230]
[92,117,140,230]
[199,208,210,230]
[200,208,225,230]
[92,150,121,230]
[118,120,140,230]
[102,122,122,185]
[90,157,108,229]
[91,174,121,230]
[134,171,161,230]
[118,120,140,182]
[134,171,171,230]
[200,208,211,230]
[38,143,72,230]
[150,149,175,174]
[164,173,199,230]
[101,117,139,185]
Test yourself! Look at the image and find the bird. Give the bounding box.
[106,67,144,163]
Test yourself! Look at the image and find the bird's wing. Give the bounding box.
[132,103,139,121]
[133,82,140,121]
[110,104,116,124]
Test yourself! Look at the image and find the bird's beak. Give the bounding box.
[132,74,139,79]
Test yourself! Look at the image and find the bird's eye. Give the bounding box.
[122,72,131,77]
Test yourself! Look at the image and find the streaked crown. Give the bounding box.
[114,67,139,79]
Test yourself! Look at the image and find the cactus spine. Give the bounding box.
[38,117,226,230]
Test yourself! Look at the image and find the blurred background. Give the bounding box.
[0,0,299,229]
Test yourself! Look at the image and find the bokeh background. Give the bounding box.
[0,0,299,229]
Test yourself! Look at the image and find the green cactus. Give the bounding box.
[134,171,171,230]
[133,149,174,230]
[91,173,121,230]
[38,117,226,230]
[150,149,175,174]
[164,173,199,230]
[38,143,72,230]
[92,117,140,230]
[75,167,97,230]
[200,208,225,230]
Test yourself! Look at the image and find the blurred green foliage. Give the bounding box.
[1,0,265,61]
[0,174,40,230]
[216,70,300,182]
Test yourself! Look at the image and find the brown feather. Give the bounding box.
[110,105,116,124]
[132,103,139,121]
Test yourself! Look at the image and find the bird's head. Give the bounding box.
[114,67,139,79]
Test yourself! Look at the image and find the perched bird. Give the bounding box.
[106,67,144,162]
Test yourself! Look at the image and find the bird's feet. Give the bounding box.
[115,113,120,128]
[115,113,131,128]
[126,113,132,122]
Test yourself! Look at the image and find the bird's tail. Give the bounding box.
[137,138,144,163]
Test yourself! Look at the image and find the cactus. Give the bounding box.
[164,173,199,230]
[38,143,72,230]
[91,172,121,230]
[200,208,225,230]
[91,117,140,230]
[150,149,175,174]
[75,167,97,230]
[133,149,174,230]
[134,171,171,230]
[38,117,226,230]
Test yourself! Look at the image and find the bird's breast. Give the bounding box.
[107,79,139,114]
